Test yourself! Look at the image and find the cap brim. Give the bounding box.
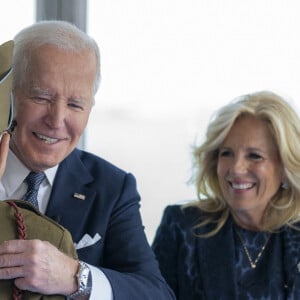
[0,69,13,132]
[0,40,14,133]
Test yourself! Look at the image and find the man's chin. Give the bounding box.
[23,155,64,172]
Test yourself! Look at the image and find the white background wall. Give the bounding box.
[2,0,300,242]
[87,0,300,242]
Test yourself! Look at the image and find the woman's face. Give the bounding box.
[217,115,283,228]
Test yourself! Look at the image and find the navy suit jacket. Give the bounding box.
[45,148,174,300]
[152,205,300,300]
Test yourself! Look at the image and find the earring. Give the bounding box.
[281,182,289,190]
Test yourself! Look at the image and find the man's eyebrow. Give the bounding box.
[70,97,85,102]
[30,87,54,96]
[69,97,91,106]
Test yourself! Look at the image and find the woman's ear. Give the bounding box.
[280,172,289,190]
[281,182,289,190]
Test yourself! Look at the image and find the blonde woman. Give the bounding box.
[153,91,300,299]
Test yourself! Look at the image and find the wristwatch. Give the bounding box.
[67,261,92,299]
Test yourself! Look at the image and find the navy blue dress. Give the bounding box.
[152,205,300,300]
[234,225,285,299]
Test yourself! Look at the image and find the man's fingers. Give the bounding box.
[0,240,31,254]
[0,132,10,177]
[0,266,24,279]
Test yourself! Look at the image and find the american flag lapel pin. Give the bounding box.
[73,193,86,200]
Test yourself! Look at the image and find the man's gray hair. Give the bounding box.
[13,20,101,95]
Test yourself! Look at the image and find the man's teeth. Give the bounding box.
[231,183,254,190]
[36,133,58,144]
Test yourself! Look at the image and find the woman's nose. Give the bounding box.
[231,156,248,174]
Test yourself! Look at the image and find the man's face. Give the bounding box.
[10,45,97,172]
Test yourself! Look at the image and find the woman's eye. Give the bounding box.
[219,150,231,157]
[249,153,262,160]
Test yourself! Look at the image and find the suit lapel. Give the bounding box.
[45,149,96,241]
[197,217,238,299]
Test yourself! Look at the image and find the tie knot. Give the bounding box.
[25,172,45,191]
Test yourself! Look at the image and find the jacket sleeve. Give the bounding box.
[152,205,182,297]
[98,174,175,300]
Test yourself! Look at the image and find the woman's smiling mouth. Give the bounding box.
[230,182,255,190]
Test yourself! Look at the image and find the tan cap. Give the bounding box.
[0,40,14,133]
[0,200,77,299]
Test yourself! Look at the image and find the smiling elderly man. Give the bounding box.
[0,21,175,300]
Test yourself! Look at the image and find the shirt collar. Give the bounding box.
[2,149,58,197]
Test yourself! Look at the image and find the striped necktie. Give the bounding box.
[23,172,45,209]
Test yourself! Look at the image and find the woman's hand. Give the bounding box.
[0,132,10,178]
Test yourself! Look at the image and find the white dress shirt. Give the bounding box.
[0,149,113,300]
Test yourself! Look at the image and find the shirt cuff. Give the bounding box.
[88,264,113,300]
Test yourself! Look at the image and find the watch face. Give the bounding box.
[0,40,14,134]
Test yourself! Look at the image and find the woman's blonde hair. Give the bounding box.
[189,90,300,236]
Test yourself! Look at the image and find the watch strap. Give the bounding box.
[67,261,92,299]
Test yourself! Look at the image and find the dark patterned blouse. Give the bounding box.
[234,225,286,299]
[152,205,300,300]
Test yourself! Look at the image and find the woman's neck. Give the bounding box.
[231,210,264,231]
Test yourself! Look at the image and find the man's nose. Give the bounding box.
[45,102,66,128]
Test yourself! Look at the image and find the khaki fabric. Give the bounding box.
[0,40,14,133]
[0,40,13,79]
[0,200,78,300]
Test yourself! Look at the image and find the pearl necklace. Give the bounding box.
[235,228,271,269]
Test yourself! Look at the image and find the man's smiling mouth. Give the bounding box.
[35,133,59,144]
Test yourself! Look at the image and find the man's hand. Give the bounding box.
[0,132,10,178]
[0,239,79,295]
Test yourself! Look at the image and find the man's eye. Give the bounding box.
[32,97,50,103]
[68,103,84,110]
